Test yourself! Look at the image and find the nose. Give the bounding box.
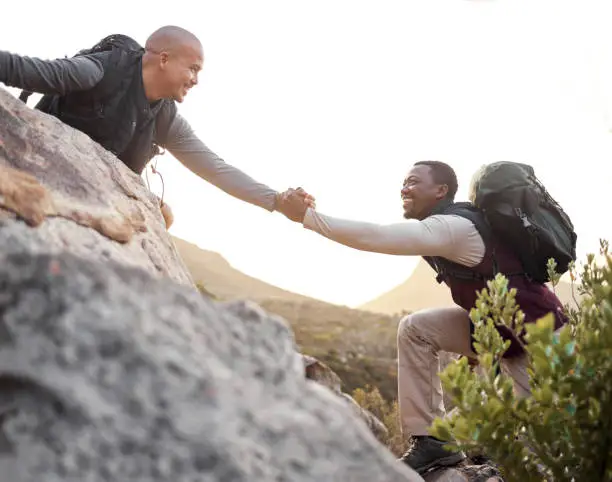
[401,185,410,197]
[191,72,199,87]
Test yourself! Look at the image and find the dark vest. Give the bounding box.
[36,49,177,174]
[423,200,567,358]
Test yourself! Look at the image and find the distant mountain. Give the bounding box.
[360,258,580,315]
[172,236,313,303]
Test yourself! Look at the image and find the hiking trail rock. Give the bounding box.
[423,462,503,482]
[0,86,424,481]
[0,87,192,286]
[302,354,389,442]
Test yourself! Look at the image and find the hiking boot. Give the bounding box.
[399,435,466,475]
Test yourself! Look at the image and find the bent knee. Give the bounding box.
[397,312,425,343]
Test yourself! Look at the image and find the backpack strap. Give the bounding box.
[18,90,33,103]
[27,49,142,116]
[19,35,143,106]
[444,202,497,271]
[430,202,533,284]
[426,202,499,284]
[89,48,143,106]
[425,255,492,285]
[443,202,493,244]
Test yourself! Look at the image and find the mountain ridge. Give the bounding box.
[172,236,316,303]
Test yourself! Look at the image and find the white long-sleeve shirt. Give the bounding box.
[303,208,485,267]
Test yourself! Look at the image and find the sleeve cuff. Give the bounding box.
[302,207,317,230]
[272,192,281,212]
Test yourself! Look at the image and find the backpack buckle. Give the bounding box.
[515,207,533,228]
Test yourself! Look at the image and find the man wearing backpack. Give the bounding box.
[279,161,575,475]
[0,26,313,227]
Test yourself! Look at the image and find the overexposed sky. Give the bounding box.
[2,0,612,307]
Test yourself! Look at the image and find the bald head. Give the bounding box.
[142,25,204,103]
[145,25,202,55]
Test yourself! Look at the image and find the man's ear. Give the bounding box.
[159,51,169,69]
[435,184,449,200]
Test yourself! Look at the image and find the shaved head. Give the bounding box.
[145,25,202,55]
[142,25,204,103]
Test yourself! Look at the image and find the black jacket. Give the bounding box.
[35,48,176,174]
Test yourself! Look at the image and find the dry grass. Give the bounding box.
[352,385,405,456]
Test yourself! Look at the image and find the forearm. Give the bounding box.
[0,51,103,94]
[166,116,279,211]
[303,209,444,255]
[176,150,279,210]
[303,209,485,265]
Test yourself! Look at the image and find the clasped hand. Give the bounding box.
[275,187,316,222]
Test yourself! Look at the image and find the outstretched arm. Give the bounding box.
[303,208,485,266]
[0,50,104,94]
[165,114,281,212]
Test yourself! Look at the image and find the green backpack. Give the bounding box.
[470,161,577,283]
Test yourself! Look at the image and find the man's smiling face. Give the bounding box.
[401,164,449,220]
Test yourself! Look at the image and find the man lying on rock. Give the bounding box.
[278,161,569,475]
[0,26,313,228]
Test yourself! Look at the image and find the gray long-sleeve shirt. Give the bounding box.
[0,50,279,211]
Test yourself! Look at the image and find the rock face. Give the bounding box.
[0,252,425,482]
[0,87,424,481]
[423,463,503,482]
[0,87,193,286]
[302,354,389,442]
[300,356,505,482]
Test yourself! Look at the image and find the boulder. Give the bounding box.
[423,463,503,482]
[302,354,389,442]
[301,355,505,482]
[0,86,423,481]
[0,87,193,286]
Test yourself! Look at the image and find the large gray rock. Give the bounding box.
[302,354,390,443]
[0,87,193,287]
[0,252,421,482]
[0,87,423,480]
[423,464,502,482]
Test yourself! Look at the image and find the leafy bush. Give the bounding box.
[309,350,398,402]
[430,241,612,481]
[352,385,404,456]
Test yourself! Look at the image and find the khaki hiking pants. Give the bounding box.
[397,306,531,437]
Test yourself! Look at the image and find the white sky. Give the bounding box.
[2,0,612,307]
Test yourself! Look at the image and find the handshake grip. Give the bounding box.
[275,187,316,223]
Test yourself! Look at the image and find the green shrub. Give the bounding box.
[430,240,612,481]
